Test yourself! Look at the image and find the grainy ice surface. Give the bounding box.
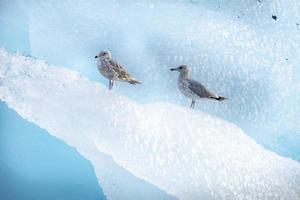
[1,0,300,199]
[1,49,300,200]
[17,0,300,159]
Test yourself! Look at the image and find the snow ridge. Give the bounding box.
[1,49,300,200]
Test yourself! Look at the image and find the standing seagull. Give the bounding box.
[170,65,227,109]
[95,50,141,89]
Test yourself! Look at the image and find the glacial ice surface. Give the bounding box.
[17,0,300,158]
[1,49,300,200]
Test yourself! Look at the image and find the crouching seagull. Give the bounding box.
[170,65,227,108]
[95,50,141,89]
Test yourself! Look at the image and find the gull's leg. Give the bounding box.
[109,80,113,90]
[111,80,114,89]
[190,99,195,109]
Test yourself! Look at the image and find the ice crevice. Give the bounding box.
[1,48,300,200]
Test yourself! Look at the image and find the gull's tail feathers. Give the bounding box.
[211,96,228,101]
[128,78,142,85]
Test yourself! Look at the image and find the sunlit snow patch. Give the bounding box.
[1,49,300,200]
[19,0,300,156]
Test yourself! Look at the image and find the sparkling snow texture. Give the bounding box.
[1,49,300,200]
[17,0,300,158]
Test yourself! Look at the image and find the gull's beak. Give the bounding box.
[95,55,98,59]
[170,68,177,71]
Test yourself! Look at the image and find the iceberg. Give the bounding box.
[15,0,300,159]
[1,49,300,200]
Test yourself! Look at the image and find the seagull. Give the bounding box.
[95,50,141,89]
[170,65,227,109]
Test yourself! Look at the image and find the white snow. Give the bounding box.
[1,49,300,200]
[17,0,300,155]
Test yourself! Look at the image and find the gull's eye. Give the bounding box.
[179,66,183,69]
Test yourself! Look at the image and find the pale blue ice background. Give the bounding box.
[0,0,106,199]
[1,0,300,199]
